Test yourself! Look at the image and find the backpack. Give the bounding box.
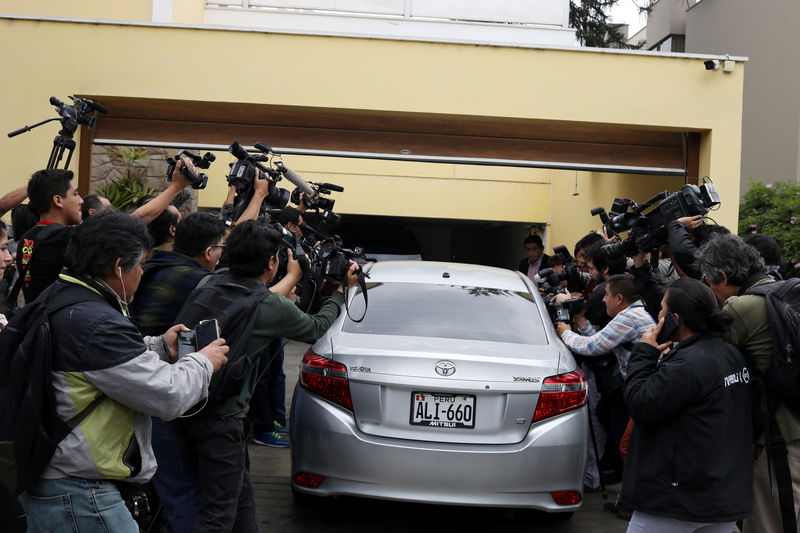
[746,277,800,415]
[174,274,270,410]
[746,277,800,533]
[0,283,106,502]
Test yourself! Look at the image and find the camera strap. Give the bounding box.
[342,269,369,323]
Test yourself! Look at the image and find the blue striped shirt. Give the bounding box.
[561,300,655,377]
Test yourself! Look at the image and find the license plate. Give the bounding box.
[410,392,476,429]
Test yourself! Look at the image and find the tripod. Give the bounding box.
[7,96,107,170]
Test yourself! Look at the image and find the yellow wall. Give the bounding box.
[0,16,743,252]
[0,1,152,22]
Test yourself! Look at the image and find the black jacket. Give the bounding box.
[517,254,551,278]
[667,220,702,279]
[622,332,753,523]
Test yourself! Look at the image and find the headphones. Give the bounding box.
[118,266,123,278]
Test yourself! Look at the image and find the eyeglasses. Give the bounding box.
[210,244,226,248]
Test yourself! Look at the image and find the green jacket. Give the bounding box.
[725,278,800,445]
[198,275,344,417]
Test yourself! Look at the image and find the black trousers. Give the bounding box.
[174,416,260,533]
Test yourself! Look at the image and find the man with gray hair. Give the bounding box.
[695,233,800,533]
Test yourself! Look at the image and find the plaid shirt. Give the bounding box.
[561,300,655,377]
[130,250,209,337]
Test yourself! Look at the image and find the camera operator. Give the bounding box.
[667,215,729,279]
[170,219,358,532]
[249,205,307,448]
[277,206,304,237]
[13,211,229,532]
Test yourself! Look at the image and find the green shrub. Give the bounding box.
[738,179,800,278]
[96,175,158,212]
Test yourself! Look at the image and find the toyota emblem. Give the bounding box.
[435,360,456,376]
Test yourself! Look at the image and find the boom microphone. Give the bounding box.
[84,98,108,114]
[319,182,344,192]
[276,163,315,197]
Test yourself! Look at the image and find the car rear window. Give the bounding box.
[342,282,548,344]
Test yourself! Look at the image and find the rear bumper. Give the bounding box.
[289,386,588,512]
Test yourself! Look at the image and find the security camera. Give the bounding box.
[704,60,720,71]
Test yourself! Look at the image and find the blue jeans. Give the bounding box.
[19,477,138,533]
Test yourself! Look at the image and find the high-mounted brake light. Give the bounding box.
[532,369,587,422]
[300,348,353,411]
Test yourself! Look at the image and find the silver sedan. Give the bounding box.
[289,261,588,516]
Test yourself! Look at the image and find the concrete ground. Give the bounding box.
[249,341,630,533]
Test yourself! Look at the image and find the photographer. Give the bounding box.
[574,232,605,293]
[558,275,655,379]
[557,274,654,489]
[584,242,627,329]
[623,278,752,532]
[171,219,358,532]
[13,211,229,532]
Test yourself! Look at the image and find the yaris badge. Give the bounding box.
[435,360,456,376]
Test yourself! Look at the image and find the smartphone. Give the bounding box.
[656,312,679,344]
[195,319,220,349]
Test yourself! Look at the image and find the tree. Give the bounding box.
[739,180,800,279]
[570,0,627,47]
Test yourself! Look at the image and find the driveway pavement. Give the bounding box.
[249,341,629,533]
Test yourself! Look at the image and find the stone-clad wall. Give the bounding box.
[89,145,198,214]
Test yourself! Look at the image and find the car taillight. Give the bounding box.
[532,369,587,422]
[300,348,353,411]
[551,491,582,506]
[294,472,325,489]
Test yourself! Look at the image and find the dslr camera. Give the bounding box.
[225,141,291,221]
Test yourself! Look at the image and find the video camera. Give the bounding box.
[166,150,216,190]
[533,246,585,324]
[225,141,290,221]
[8,95,108,170]
[591,180,721,260]
[282,222,367,314]
[288,178,342,212]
